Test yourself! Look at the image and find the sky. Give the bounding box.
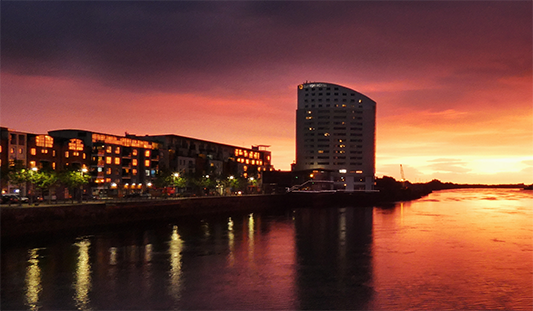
[1,1,532,184]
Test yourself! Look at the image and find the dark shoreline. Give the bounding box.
[1,190,429,239]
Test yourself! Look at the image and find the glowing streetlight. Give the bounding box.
[173,173,179,178]
[31,167,38,172]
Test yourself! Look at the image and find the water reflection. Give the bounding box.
[73,238,92,310]
[25,248,42,310]
[168,225,183,303]
[3,189,531,310]
[227,217,235,266]
[294,206,374,310]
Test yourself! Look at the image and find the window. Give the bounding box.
[36,135,53,148]
[52,162,56,169]
[53,150,56,157]
[65,151,69,158]
[132,169,137,175]
[115,157,120,165]
[31,148,37,155]
[29,161,36,167]
[132,159,138,166]
[106,168,112,175]
[145,150,150,157]
[10,147,15,154]
[145,160,150,167]
[83,153,86,159]
[41,149,48,154]
[106,157,112,164]
[115,147,120,154]
[132,149,138,156]
[106,146,112,153]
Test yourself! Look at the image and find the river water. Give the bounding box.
[2,188,532,310]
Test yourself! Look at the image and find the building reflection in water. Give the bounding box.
[248,213,255,262]
[294,206,374,310]
[227,217,235,266]
[25,248,43,311]
[168,225,183,304]
[73,238,92,311]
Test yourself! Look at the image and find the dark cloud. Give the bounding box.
[2,1,531,94]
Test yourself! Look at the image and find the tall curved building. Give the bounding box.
[295,82,376,190]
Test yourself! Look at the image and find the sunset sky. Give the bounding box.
[1,1,531,184]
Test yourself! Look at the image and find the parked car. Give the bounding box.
[1,194,29,204]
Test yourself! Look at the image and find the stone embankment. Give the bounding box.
[1,190,430,239]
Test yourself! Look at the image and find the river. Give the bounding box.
[2,188,532,310]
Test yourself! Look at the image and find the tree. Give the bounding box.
[59,170,90,203]
[7,160,31,205]
[30,170,58,204]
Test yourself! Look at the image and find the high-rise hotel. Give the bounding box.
[295,82,376,190]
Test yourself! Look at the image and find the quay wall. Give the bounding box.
[1,191,426,239]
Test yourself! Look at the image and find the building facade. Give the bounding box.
[129,134,273,182]
[2,127,273,196]
[295,82,376,190]
[49,130,160,196]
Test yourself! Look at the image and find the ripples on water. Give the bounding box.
[1,188,532,310]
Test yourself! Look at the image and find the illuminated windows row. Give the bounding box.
[236,158,263,165]
[105,145,149,157]
[29,161,56,170]
[104,157,150,167]
[64,151,86,159]
[234,149,261,159]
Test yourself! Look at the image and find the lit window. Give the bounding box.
[83,153,86,159]
[132,169,137,175]
[53,150,56,157]
[31,148,36,155]
[106,168,112,175]
[132,149,138,156]
[106,146,112,153]
[0,146,2,153]
[106,157,112,164]
[115,147,120,154]
[36,135,53,148]
[10,147,14,154]
[132,159,138,166]
[68,139,84,151]
[145,160,150,167]
[65,151,69,158]
[324,133,330,137]
[29,161,36,167]
[73,152,79,157]
[243,165,248,171]
[19,148,23,154]
[52,162,56,169]
[145,150,150,157]
[115,158,120,165]
[42,149,48,154]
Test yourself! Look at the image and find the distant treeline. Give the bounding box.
[377,176,531,192]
